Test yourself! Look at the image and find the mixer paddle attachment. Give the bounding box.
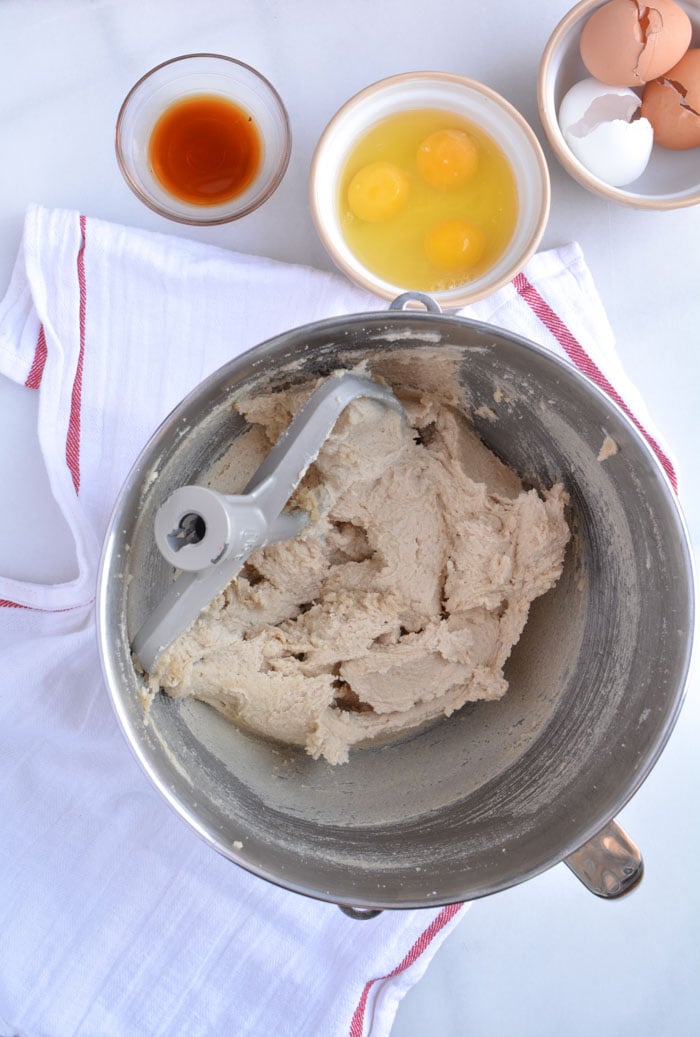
[131,372,404,673]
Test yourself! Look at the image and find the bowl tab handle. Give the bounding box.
[564,818,643,898]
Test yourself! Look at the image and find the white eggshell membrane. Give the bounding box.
[558,77,653,187]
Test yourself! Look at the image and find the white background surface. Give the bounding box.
[0,1,697,1035]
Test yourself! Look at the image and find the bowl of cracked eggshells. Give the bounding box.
[538,0,700,208]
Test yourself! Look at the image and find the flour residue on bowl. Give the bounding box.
[147,367,570,765]
[598,434,619,461]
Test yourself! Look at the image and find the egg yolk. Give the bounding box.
[425,219,485,270]
[416,129,479,189]
[347,161,410,222]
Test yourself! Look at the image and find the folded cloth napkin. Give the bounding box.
[0,206,677,1037]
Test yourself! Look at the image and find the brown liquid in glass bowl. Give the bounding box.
[148,94,262,205]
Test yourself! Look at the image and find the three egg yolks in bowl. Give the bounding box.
[338,109,518,292]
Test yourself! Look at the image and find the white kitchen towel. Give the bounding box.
[0,205,677,1037]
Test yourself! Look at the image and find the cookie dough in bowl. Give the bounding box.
[149,379,570,765]
[99,306,693,911]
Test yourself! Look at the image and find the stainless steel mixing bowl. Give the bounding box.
[97,298,694,912]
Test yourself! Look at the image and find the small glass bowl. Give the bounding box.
[116,53,291,224]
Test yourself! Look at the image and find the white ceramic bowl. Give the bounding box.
[116,54,291,224]
[538,0,700,209]
[310,72,550,308]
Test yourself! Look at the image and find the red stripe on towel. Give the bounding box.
[349,903,464,1037]
[513,273,678,493]
[25,325,48,389]
[2,218,88,610]
[0,600,83,612]
[65,214,87,494]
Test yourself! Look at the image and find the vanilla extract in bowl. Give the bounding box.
[148,94,262,206]
[115,54,291,224]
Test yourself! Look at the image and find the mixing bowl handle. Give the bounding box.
[389,291,442,313]
[564,818,644,898]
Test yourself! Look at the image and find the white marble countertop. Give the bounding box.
[0,2,698,1035]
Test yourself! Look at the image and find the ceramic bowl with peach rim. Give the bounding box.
[538,0,700,209]
[309,72,550,308]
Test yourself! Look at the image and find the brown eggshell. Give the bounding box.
[641,49,700,149]
[580,0,692,87]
